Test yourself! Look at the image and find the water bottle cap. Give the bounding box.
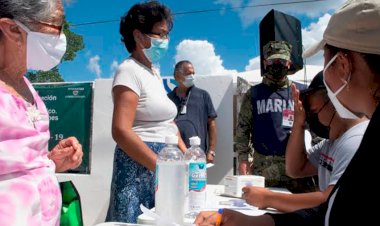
[189,136,201,146]
[165,135,178,144]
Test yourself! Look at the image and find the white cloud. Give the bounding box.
[214,0,243,9]
[243,12,330,71]
[87,55,102,78]
[213,0,340,70]
[301,13,331,66]
[174,39,237,76]
[85,51,92,57]
[245,56,261,71]
[214,0,344,28]
[110,60,119,78]
[302,13,330,48]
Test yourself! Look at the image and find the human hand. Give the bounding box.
[48,137,83,172]
[194,211,218,226]
[291,83,306,128]
[242,186,271,209]
[238,161,252,175]
[207,152,215,163]
[194,209,256,226]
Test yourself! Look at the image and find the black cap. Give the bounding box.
[300,70,325,96]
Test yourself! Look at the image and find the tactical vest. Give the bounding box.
[250,82,306,156]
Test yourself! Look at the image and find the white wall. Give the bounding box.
[194,75,235,185]
[56,76,235,225]
[57,79,115,226]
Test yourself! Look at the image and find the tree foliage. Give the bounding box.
[26,19,84,83]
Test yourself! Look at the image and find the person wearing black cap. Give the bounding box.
[237,72,368,213]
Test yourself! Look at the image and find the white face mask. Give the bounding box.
[15,20,67,71]
[323,53,359,119]
[183,74,195,88]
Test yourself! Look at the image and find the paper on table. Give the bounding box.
[140,204,181,226]
[205,194,258,211]
[206,163,214,168]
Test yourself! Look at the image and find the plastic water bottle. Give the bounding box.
[155,135,186,226]
[184,136,207,217]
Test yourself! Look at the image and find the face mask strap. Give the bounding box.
[344,54,353,88]
[323,53,351,96]
[145,33,168,44]
[333,65,352,96]
[323,53,338,74]
[14,20,31,33]
[327,110,336,129]
[316,99,330,115]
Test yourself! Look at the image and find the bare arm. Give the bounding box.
[286,84,317,178]
[112,86,158,171]
[242,185,334,213]
[177,129,188,153]
[206,117,217,163]
[194,209,275,226]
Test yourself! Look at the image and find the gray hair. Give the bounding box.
[0,0,57,27]
[174,60,192,76]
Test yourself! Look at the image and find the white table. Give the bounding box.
[137,185,289,225]
[93,223,151,226]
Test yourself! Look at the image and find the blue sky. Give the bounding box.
[59,0,345,82]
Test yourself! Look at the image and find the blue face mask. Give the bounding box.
[143,36,169,63]
[183,74,195,88]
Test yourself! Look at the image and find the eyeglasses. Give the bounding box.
[266,59,288,66]
[31,20,63,35]
[147,31,169,39]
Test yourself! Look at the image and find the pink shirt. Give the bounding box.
[0,77,61,226]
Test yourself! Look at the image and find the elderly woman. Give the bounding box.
[0,0,83,225]
[195,0,380,225]
[106,0,186,223]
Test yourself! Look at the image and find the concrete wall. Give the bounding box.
[194,75,234,184]
[57,79,115,226]
[57,75,235,225]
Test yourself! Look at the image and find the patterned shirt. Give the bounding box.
[0,77,60,226]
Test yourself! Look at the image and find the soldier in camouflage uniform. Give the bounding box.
[235,40,318,193]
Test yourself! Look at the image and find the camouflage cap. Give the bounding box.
[263,41,292,61]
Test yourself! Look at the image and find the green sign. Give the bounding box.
[33,82,93,174]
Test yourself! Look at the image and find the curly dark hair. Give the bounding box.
[120,1,173,53]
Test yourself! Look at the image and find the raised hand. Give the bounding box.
[291,83,306,128]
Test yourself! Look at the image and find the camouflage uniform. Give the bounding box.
[235,41,318,193]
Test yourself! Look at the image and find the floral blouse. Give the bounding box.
[0,77,61,226]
